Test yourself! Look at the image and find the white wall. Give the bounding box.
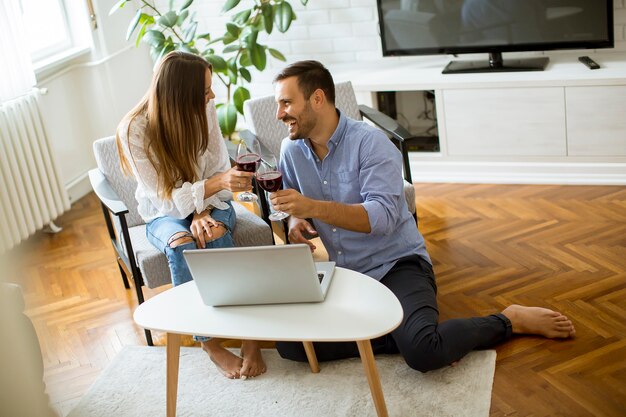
[42,0,626,199]
[36,0,153,202]
[188,0,626,98]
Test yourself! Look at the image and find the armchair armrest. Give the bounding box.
[88,168,129,216]
[358,105,414,183]
[358,104,413,144]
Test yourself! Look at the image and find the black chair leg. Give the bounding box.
[117,260,130,289]
[144,329,154,346]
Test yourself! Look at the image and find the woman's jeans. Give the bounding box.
[146,202,236,342]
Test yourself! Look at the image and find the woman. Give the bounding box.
[116,51,265,379]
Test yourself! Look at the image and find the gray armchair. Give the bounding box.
[89,136,273,345]
[242,81,418,239]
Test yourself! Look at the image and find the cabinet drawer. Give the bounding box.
[443,88,566,156]
[566,86,626,156]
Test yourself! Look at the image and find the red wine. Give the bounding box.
[236,153,260,172]
[256,171,282,192]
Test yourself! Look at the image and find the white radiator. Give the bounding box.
[0,90,70,253]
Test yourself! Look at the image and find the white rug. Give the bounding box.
[67,346,495,417]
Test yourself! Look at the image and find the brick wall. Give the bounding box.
[162,0,625,98]
[182,0,625,66]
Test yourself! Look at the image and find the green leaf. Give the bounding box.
[179,0,194,11]
[227,67,238,84]
[143,30,166,48]
[177,10,189,26]
[233,9,251,25]
[274,2,294,33]
[168,0,174,11]
[139,13,155,25]
[223,44,240,53]
[226,22,241,37]
[157,11,178,28]
[204,54,228,71]
[157,43,175,63]
[249,43,266,71]
[197,32,211,41]
[233,87,251,115]
[239,67,251,82]
[238,50,252,67]
[178,43,194,53]
[126,9,142,41]
[222,33,237,45]
[150,46,161,62]
[244,28,258,47]
[251,13,264,30]
[135,22,149,48]
[183,21,197,43]
[221,0,241,13]
[216,103,238,136]
[268,48,286,61]
[108,0,127,16]
[262,4,273,34]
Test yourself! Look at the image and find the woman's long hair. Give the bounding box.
[117,51,212,200]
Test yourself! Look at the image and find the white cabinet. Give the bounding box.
[332,53,626,184]
[566,85,626,156]
[443,88,566,156]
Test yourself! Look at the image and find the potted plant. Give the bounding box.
[110,0,308,139]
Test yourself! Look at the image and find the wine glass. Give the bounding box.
[235,138,261,202]
[256,154,289,221]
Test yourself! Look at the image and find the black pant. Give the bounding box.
[276,255,512,372]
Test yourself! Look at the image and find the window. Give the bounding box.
[21,0,72,61]
[19,0,92,70]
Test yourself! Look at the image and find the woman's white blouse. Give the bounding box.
[117,100,232,223]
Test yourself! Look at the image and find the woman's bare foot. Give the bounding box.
[240,340,267,378]
[502,305,576,338]
[201,339,243,379]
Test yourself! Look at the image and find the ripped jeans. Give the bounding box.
[146,202,236,287]
[146,202,236,343]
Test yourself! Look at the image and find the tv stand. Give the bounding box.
[442,52,549,74]
[330,52,626,185]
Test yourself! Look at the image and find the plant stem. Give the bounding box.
[140,0,161,16]
[141,0,186,44]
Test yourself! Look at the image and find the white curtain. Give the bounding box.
[0,0,36,102]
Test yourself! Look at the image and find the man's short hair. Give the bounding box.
[274,60,335,104]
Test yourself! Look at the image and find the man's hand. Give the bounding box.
[270,189,316,219]
[190,209,219,248]
[288,218,318,252]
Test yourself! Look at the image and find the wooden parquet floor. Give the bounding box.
[3,184,626,416]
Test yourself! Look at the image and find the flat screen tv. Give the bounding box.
[376,0,614,73]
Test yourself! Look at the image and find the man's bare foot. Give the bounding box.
[201,339,243,379]
[502,305,576,338]
[240,340,267,378]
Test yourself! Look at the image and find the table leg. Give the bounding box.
[357,340,388,417]
[302,341,320,373]
[166,333,181,417]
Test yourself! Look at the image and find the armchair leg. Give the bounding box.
[117,259,130,289]
[133,280,154,346]
[144,329,154,346]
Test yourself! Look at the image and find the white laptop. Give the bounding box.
[183,244,336,307]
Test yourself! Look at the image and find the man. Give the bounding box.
[269,60,575,371]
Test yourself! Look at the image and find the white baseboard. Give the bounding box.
[66,172,93,203]
[408,159,626,185]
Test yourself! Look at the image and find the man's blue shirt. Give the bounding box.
[279,111,431,280]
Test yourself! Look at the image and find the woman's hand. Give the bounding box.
[221,167,254,192]
[190,209,219,248]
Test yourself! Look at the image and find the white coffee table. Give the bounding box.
[134,267,403,417]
